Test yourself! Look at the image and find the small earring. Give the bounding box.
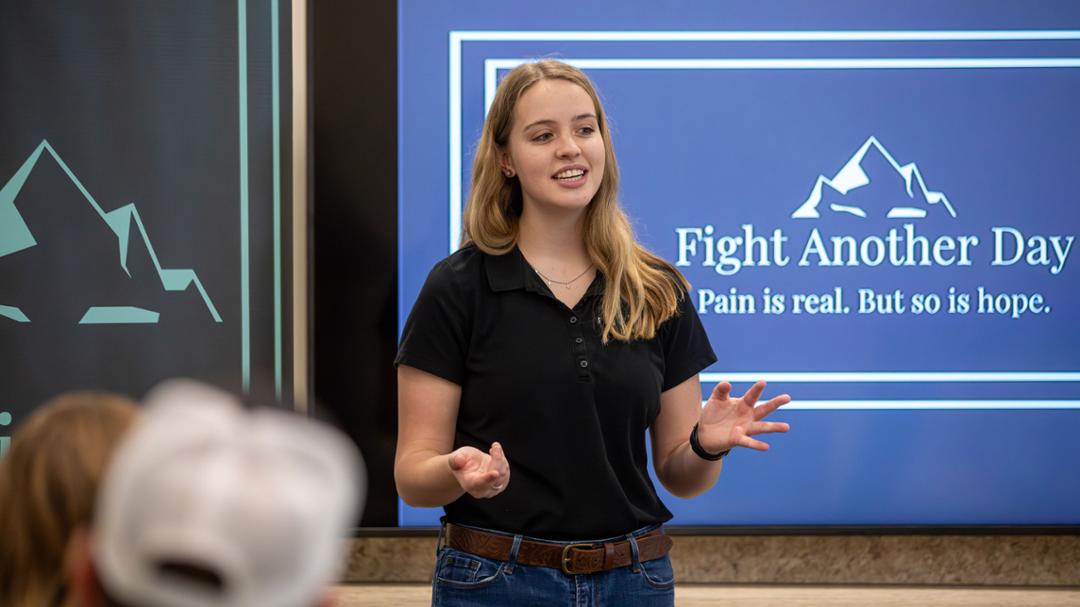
[503,169,515,178]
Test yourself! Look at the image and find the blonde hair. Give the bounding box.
[462,60,688,342]
[0,392,138,607]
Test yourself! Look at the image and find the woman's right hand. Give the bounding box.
[447,442,510,499]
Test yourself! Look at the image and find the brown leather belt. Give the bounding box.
[444,523,673,575]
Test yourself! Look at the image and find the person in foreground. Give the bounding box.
[65,379,363,607]
[0,392,138,607]
[395,60,792,606]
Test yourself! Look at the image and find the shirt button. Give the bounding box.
[579,360,589,368]
[575,337,584,344]
[569,316,578,324]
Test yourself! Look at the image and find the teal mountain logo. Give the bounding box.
[792,136,957,220]
[0,140,221,324]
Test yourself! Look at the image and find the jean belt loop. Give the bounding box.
[627,533,642,573]
[505,534,524,574]
[436,519,447,556]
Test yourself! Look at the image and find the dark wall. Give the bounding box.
[312,1,399,526]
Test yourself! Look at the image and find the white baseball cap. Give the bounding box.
[93,380,363,607]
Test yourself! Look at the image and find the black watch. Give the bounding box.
[690,423,730,461]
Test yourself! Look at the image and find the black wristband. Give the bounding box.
[690,423,730,461]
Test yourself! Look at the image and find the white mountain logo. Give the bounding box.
[792,136,956,220]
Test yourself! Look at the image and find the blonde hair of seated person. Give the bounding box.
[0,392,138,607]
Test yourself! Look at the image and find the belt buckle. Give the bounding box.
[560,543,595,575]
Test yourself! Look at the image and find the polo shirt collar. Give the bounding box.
[484,245,530,292]
[485,245,604,298]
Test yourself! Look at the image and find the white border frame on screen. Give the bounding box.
[447,30,1080,410]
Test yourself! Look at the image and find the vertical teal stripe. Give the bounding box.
[271,0,282,400]
[239,0,251,393]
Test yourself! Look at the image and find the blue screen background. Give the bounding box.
[398,0,1080,527]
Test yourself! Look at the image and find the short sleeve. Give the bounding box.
[394,260,470,385]
[660,289,717,391]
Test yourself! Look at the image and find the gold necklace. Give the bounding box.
[533,264,593,290]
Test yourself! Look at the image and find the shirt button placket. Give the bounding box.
[569,315,589,380]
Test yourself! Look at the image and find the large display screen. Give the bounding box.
[398,0,1080,526]
[0,0,295,453]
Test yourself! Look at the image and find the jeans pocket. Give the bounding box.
[637,554,676,589]
[434,547,505,589]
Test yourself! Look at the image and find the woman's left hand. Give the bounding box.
[696,380,791,455]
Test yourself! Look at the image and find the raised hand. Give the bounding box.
[696,380,791,454]
[448,442,511,499]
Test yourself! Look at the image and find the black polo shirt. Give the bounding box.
[395,245,716,540]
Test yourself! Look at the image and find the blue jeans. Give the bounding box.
[431,523,675,607]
